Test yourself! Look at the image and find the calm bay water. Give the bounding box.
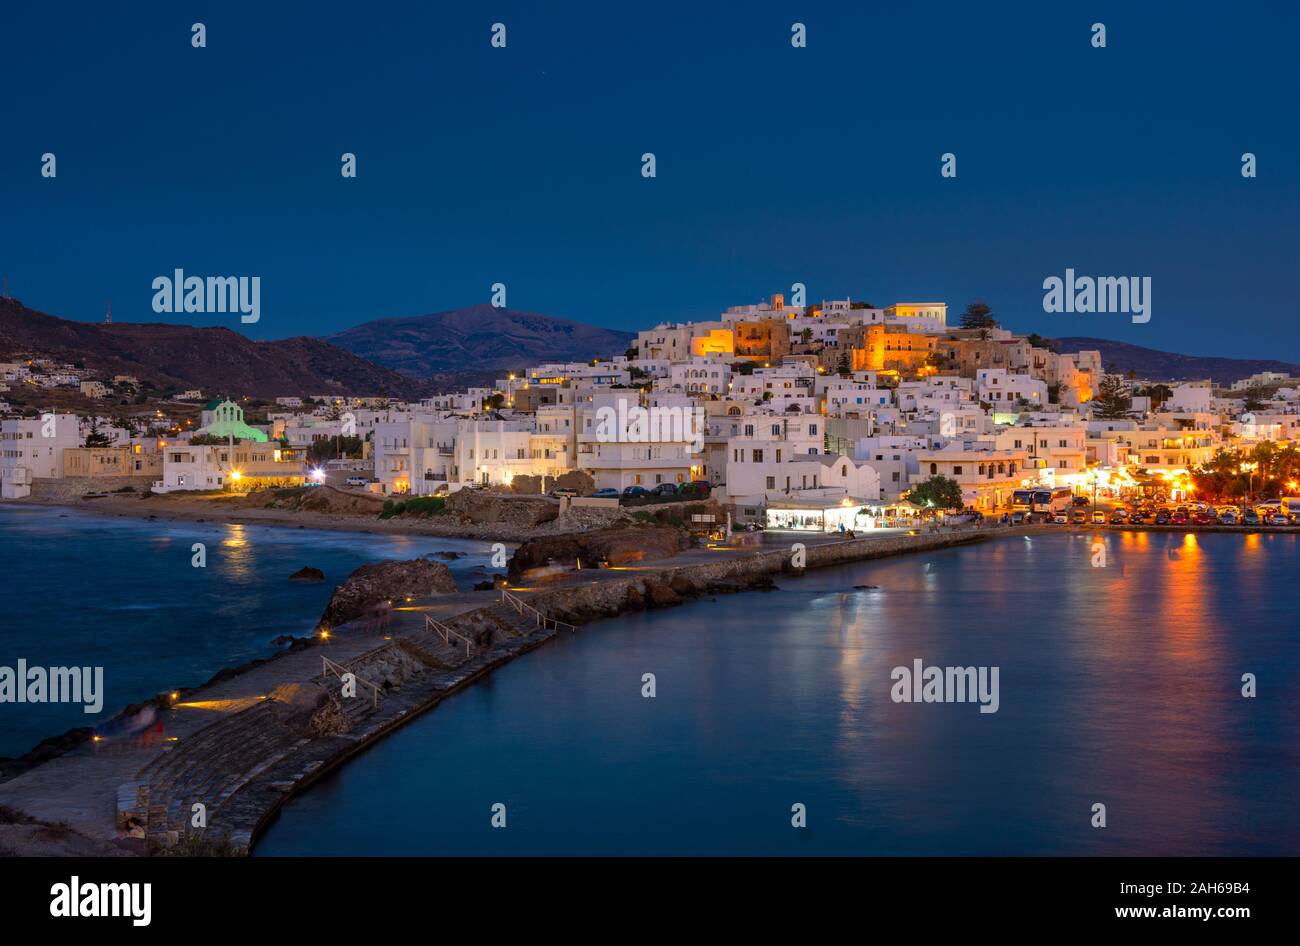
[0,505,502,757]
[255,530,1300,856]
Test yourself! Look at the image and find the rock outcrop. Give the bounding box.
[507,524,687,580]
[443,489,559,528]
[289,566,326,583]
[318,559,457,629]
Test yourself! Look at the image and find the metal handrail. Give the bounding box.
[500,589,576,634]
[321,655,382,708]
[425,615,474,657]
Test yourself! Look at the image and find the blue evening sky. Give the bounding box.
[1,1,1296,359]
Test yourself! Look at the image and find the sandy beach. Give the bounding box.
[2,490,540,542]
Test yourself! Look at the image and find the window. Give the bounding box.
[766,476,776,489]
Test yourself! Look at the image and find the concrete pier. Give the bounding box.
[0,525,1018,855]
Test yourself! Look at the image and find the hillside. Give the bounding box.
[329,304,634,379]
[1052,337,1299,386]
[0,298,433,399]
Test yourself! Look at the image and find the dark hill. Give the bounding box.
[0,297,432,399]
[1052,336,1298,386]
[329,304,634,378]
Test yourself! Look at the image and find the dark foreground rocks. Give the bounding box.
[289,566,326,583]
[318,558,458,629]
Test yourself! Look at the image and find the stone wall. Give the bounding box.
[477,527,1006,630]
[28,476,157,502]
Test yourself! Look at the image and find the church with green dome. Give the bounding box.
[197,398,269,442]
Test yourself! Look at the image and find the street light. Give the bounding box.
[1238,462,1257,504]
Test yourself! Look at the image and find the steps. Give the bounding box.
[486,602,541,637]
[127,700,305,848]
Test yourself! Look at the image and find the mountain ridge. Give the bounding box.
[0,297,434,399]
[328,304,635,379]
[1051,336,1299,386]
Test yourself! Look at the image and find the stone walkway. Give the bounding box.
[0,588,514,852]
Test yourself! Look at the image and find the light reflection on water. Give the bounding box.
[0,505,502,756]
[255,530,1300,856]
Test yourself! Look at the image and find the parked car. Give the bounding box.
[1011,510,1029,525]
[1219,510,1238,525]
[1154,509,1171,525]
[1051,513,1068,524]
[650,483,680,498]
[1110,509,1128,524]
[1072,495,1091,507]
[591,488,621,499]
[1070,510,1089,524]
[1266,513,1290,526]
[1129,512,1147,525]
[1091,510,1107,525]
[1194,511,1215,525]
[677,480,712,498]
[1243,509,1260,526]
[621,485,649,498]
[344,476,370,487]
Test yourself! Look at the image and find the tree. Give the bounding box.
[836,352,851,376]
[908,475,964,510]
[307,435,364,466]
[1241,385,1269,413]
[800,327,813,344]
[1025,333,1056,352]
[959,301,997,330]
[83,419,113,448]
[1137,383,1173,410]
[1092,373,1133,420]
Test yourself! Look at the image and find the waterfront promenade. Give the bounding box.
[0,524,1019,855]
